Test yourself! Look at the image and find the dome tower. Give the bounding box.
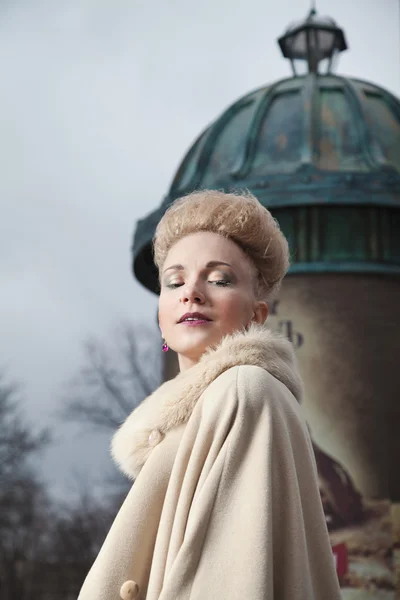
[132,10,400,502]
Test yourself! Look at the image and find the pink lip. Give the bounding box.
[178,312,212,325]
[180,319,212,327]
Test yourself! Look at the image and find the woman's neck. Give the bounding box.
[178,353,200,372]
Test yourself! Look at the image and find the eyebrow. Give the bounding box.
[163,260,233,274]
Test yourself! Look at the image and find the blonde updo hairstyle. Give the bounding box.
[153,190,290,301]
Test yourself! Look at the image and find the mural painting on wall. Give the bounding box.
[268,296,399,599]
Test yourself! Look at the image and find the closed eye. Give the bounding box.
[210,279,231,287]
[166,282,183,289]
[165,278,232,289]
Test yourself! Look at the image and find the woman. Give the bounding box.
[78,190,341,600]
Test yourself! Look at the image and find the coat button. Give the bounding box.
[120,580,139,600]
[148,429,163,447]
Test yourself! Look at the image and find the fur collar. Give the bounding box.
[111,324,303,479]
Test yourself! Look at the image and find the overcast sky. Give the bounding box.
[0,0,399,498]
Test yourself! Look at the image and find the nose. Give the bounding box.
[180,282,205,305]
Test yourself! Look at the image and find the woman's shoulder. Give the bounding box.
[203,364,300,418]
[210,363,292,392]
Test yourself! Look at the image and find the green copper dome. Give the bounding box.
[168,75,400,196]
[133,25,400,294]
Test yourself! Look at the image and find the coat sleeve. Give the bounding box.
[157,365,341,600]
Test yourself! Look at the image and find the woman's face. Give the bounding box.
[158,231,268,371]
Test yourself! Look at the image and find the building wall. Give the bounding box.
[268,273,400,501]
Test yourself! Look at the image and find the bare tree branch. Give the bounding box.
[62,321,161,432]
[63,401,122,430]
[119,324,156,398]
[0,372,49,483]
[85,340,133,418]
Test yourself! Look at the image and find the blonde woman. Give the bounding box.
[79,191,341,600]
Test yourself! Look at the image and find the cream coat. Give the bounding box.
[78,325,341,600]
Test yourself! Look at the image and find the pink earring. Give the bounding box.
[162,341,169,352]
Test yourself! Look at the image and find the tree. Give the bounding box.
[0,375,48,483]
[0,371,50,600]
[38,487,119,599]
[63,322,161,431]
[0,371,124,599]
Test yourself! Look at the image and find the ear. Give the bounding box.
[253,301,268,324]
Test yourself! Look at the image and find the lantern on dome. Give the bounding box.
[278,8,348,75]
